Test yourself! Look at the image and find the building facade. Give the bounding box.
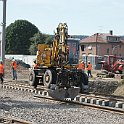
[79,31,124,58]
[0,32,1,57]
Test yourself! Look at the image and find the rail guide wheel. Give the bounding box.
[43,69,56,88]
[29,69,39,88]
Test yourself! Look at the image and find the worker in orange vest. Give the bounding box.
[87,61,92,77]
[0,61,4,84]
[77,60,85,72]
[11,59,17,80]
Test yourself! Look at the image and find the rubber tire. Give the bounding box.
[82,72,88,85]
[29,70,39,88]
[43,69,57,88]
[80,72,88,93]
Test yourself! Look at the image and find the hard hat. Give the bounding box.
[88,61,90,63]
[12,59,15,62]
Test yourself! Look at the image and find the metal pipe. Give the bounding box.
[0,0,6,63]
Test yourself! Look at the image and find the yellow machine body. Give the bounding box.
[36,23,69,68]
[29,23,89,100]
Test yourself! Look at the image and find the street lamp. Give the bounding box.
[112,45,120,55]
[0,0,6,63]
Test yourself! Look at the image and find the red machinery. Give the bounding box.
[101,55,124,73]
[97,55,124,77]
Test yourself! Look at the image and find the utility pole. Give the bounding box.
[96,33,98,55]
[0,0,6,63]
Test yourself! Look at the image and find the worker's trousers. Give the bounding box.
[12,68,17,80]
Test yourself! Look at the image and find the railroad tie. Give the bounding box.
[38,90,42,95]
[122,104,124,109]
[109,101,116,107]
[79,96,85,102]
[96,99,103,105]
[101,100,109,106]
[115,102,123,109]
[74,95,80,101]
[84,97,91,103]
[90,98,97,104]
[42,91,48,96]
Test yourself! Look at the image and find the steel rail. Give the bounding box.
[34,95,124,114]
[1,81,124,113]
[88,92,124,101]
[0,116,32,124]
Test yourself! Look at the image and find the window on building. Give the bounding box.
[81,45,84,51]
[88,45,92,50]
[107,36,120,42]
[107,48,109,54]
[88,53,92,55]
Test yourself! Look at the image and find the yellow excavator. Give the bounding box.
[29,23,88,100]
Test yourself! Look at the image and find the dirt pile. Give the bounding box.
[4,58,30,80]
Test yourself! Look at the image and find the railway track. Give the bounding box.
[0,116,32,124]
[1,80,124,114]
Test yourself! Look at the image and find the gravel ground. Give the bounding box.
[0,87,124,124]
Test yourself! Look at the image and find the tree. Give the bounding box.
[6,20,39,54]
[44,34,54,45]
[29,32,46,55]
[29,32,54,55]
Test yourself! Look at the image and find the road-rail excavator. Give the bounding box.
[29,23,88,100]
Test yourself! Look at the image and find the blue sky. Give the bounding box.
[0,0,124,35]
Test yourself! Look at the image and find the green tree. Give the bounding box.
[44,34,54,45]
[29,32,46,55]
[6,20,39,54]
[29,33,54,55]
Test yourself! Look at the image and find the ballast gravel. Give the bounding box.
[0,86,124,124]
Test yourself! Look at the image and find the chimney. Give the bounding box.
[110,30,113,35]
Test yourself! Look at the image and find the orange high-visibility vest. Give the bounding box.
[11,61,17,70]
[0,64,4,74]
[87,63,92,70]
[77,63,85,70]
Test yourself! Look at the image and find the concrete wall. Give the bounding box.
[5,55,36,66]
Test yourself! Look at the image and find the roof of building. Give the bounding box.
[80,32,124,44]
